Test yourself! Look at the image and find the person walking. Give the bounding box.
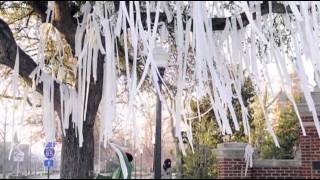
[161,159,172,179]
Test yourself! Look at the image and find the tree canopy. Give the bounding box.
[0,1,320,178]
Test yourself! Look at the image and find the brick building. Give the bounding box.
[215,87,320,179]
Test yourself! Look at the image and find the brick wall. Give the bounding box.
[215,90,320,179]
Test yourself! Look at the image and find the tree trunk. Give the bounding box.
[59,40,103,179]
[0,6,103,179]
[60,65,102,179]
[60,122,95,179]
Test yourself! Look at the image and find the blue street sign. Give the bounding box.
[44,148,55,159]
[44,159,54,167]
[46,142,55,148]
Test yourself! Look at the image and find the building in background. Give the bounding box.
[271,72,302,129]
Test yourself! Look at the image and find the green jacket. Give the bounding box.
[95,174,111,179]
[111,163,133,179]
[112,148,133,179]
[96,145,133,179]
[95,160,132,179]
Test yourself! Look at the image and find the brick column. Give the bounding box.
[214,88,320,179]
[214,142,249,179]
[297,88,320,178]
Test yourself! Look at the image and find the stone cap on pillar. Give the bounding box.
[296,86,320,126]
[213,142,247,159]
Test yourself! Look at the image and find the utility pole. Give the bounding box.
[34,158,37,176]
[133,139,137,179]
[140,152,142,179]
[134,153,137,179]
[29,130,32,176]
[153,46,168,179]
[29,144,31,175]
[154,68,165,179]
[2,106,7,179]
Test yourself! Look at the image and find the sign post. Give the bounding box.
[44,160,53,179]
[44,142,55,179]
[13,151,24,176]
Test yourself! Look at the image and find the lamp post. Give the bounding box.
[140,151,143,179]
[2,106,7,179]
[134,153,137,179]
[153,46,169,179]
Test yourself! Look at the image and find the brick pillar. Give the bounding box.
[214,142,249,179]
[297,88,320,178]
[214,88,320,179]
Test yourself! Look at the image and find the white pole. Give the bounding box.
[17,162,20,175]
[98,141,101,173]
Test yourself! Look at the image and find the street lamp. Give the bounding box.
[153,46,169,179]
[140,150,143,179]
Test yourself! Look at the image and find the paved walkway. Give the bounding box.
[27,173,60,179]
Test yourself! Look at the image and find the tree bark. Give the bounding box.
[0,4,103,177]
[60,120,95,179]
[60,53,103,178]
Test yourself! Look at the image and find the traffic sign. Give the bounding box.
[44,148,55,159]
[13,151,24,162]
[44,159,54,167]
[46,142,55,148]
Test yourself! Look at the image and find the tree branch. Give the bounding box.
[52,1,78,50]
[0,94,23,100]
[3,0,98,126]
[26,1,292,55]
[26,1,47,21]
[0,94,41,107]
[116,2,291,31]
[27,1,78,51]
[266,90,283,109]
[0,18,61,113]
